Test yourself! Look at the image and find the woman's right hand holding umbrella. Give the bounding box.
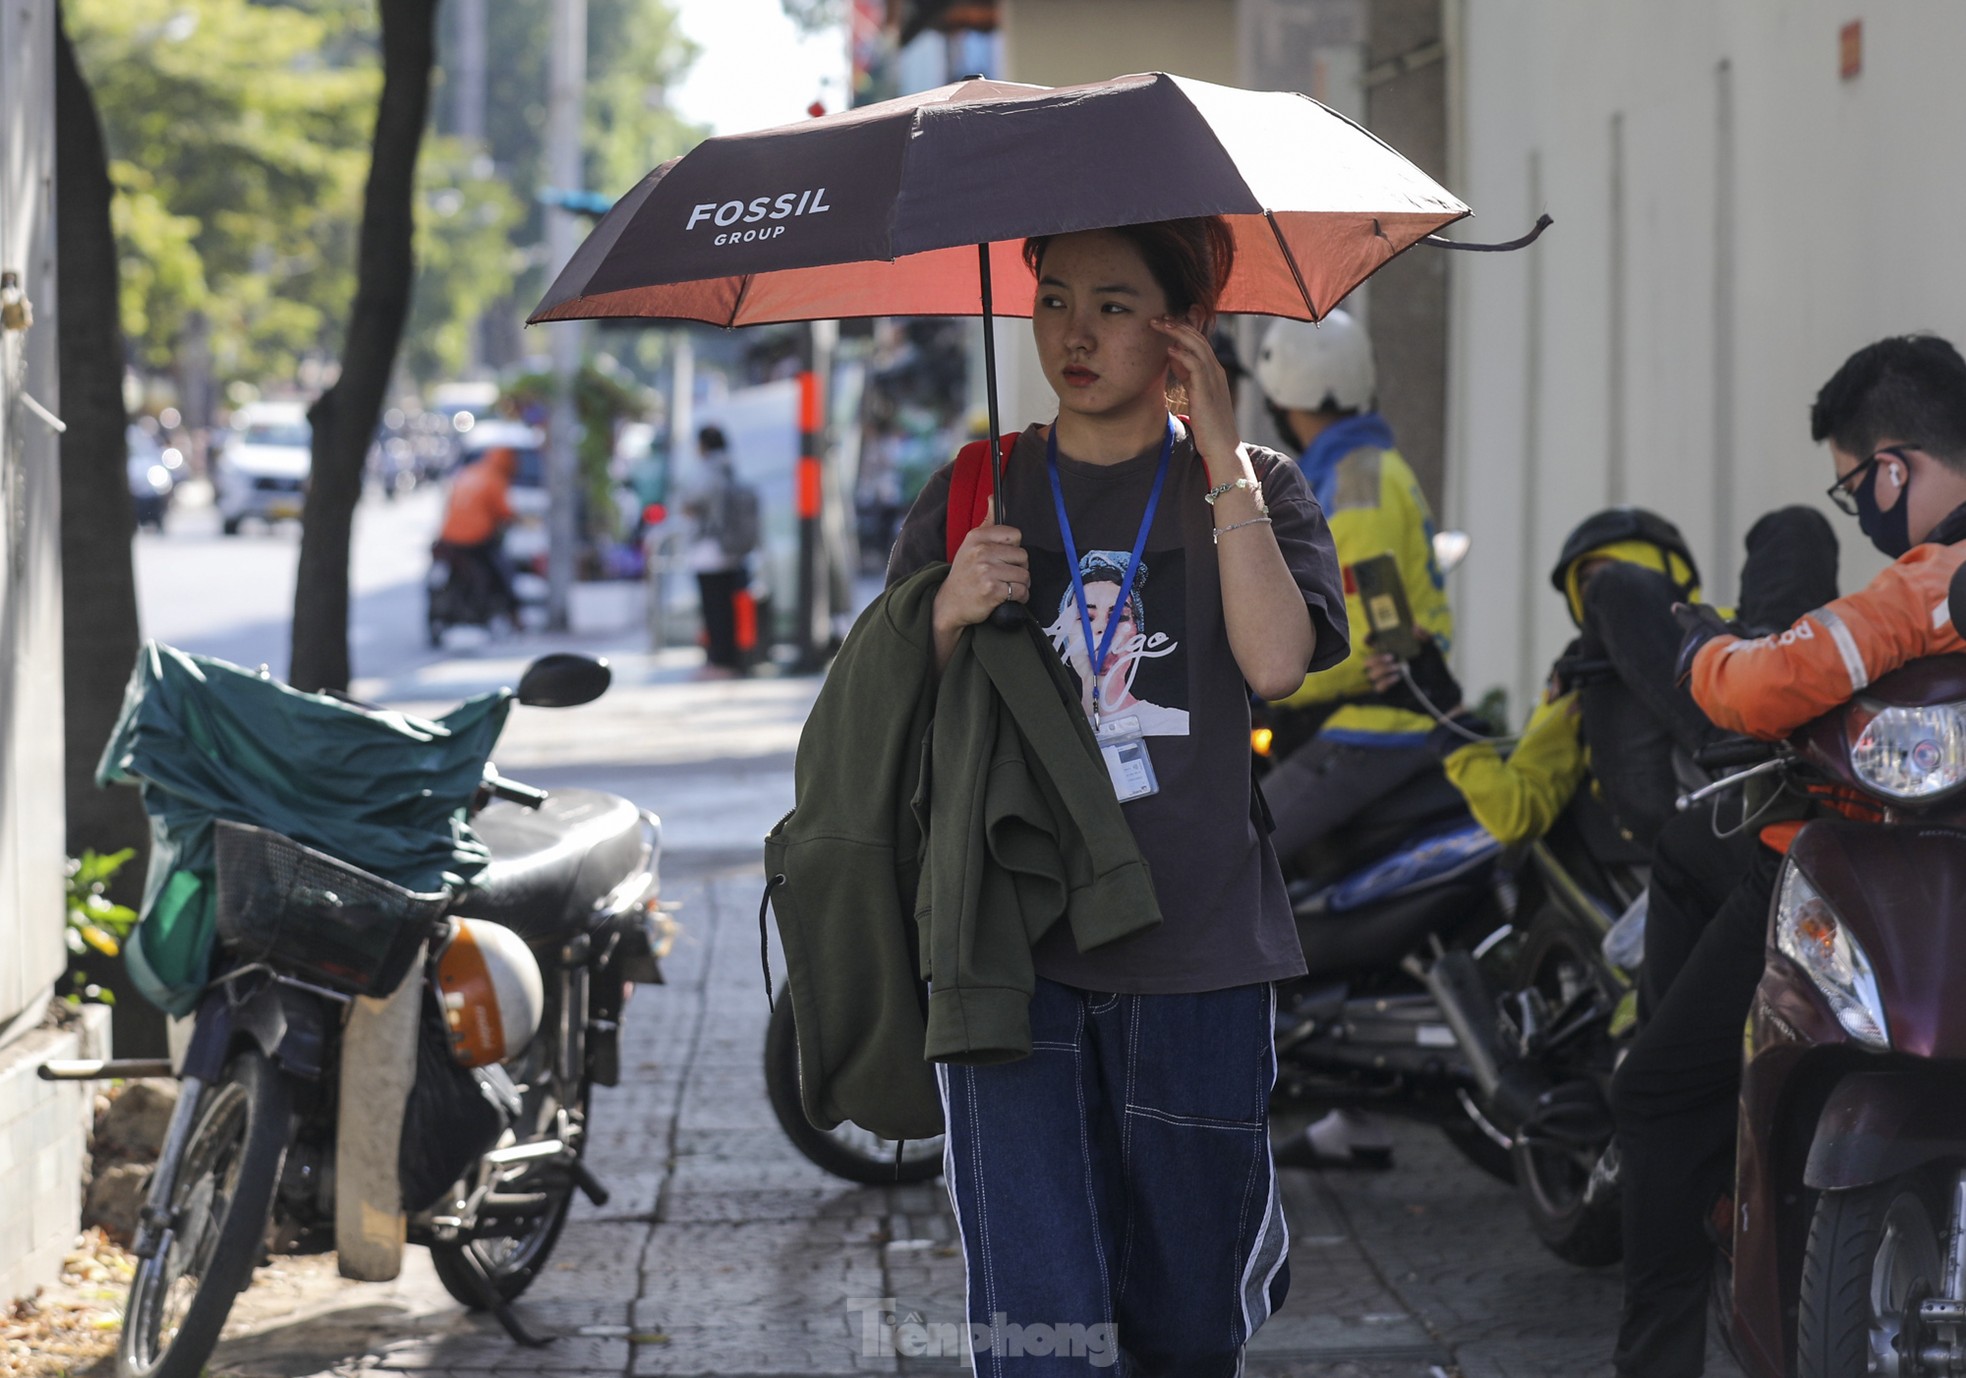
[933,524,1028,671]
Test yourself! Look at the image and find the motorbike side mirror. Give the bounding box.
[1951,561,1966,637]
[1432,529,1472,577]
[516,654,612,708]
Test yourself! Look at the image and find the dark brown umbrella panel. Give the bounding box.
[529,71,1471,328]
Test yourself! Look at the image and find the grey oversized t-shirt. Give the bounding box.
[887,420,1348,994]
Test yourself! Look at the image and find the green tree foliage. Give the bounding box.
[501,362,651,537]
[475,1,706,297]
[778,0,844,33]
[400,138,522,383]
[74,0,706,396]
[68,0,378,383]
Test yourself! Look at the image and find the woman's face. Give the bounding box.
[1031,231,1186,422]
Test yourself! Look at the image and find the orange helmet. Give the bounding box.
[431,918,544,1067]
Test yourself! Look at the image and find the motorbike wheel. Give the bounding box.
[1507,911,1623,1268]
[117,1051,291,1378]
[1440,1115,1517,1185]
[1797,1176,1948,1378]
[765,987,943,1184]
[427,1081,589,1309]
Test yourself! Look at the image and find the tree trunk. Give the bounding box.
[55,7,166,1054]
[289,0,441,693]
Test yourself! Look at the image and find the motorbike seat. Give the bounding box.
[1296,876,1491,978]
[1289,769,1474,894]
[458,789,646,952]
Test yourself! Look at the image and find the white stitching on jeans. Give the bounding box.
[1124,1104,1265,1132]
[935,1064,982,1374]
[1115,994,1140,1304]
[966,1068,999,1378]
[1245,986,1290,1337]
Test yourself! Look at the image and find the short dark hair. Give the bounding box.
[1023,217,1237,330]
[698,424,728,453]
[1810,334,1966,469]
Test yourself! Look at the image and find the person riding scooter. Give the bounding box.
[436,445,521,621]
[1255,310,1450,1171]
[1610,333,1966,1378]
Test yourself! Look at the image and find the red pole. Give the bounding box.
[794,369,824,669]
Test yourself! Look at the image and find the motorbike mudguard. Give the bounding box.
[182,977,336,1082]
[1803,1067,1966,1190]
[335,952,426,1281]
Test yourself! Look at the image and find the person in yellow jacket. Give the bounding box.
[1254,311,1454,867]
[1420,510,1709,851]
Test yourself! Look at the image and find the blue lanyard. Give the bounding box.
[1046,417,1174,723]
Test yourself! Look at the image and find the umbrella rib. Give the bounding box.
[727,273,754,330]
[1264,211,1319,320]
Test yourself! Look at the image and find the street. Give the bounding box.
[123,504,1736,1378]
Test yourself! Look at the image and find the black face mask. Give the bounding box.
[1853,460,1913,558]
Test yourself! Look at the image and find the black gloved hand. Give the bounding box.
[1671,602,1736,685]
[1378,638,1463,717]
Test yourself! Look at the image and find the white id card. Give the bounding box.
[1095,715,1160,802]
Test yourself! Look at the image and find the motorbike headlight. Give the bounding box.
[1774,862,1889,1049]
[1849,700,1966,800]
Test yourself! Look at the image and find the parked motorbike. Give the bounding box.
[1260,710,1646,1259]
[1677,646,1966,1378]
[45,653,672,1378]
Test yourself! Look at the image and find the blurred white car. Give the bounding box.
[216,401,311,535]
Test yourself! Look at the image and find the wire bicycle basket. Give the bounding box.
[213,821,449,997]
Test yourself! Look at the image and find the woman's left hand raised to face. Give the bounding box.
[1152,316,1241,477]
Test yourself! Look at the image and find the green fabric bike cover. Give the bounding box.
[97,643,512,1015]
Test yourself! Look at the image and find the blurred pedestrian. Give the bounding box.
[682,425,761,677]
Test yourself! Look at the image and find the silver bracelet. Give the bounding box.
[1212,515,1273,545]
[1204,476,1261,506]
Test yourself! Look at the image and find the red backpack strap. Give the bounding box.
[944,433,1019,563]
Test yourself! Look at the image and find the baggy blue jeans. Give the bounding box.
[936,977,1289,1376]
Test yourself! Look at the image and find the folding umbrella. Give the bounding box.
[530,70,1507,517]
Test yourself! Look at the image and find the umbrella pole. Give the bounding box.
[977,242,1004,524]
[979,243,1023,631]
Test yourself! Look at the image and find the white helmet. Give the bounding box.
[432,918,545,1068]
[1254,310,1376,414]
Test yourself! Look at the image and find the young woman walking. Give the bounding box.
[887,217,1347,1375]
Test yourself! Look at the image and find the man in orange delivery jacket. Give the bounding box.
[1610,335,1966,1378]
[438,445,521,620]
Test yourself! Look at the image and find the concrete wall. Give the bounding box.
[1449,1,1966,712]
[0,0,82,1302]
[0,1012,110,1303]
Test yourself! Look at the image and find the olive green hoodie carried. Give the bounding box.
[763,564,1162,1140]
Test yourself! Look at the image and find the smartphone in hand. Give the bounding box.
[1352,553,1422,660]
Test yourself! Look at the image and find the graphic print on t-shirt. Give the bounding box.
[1033,547,1190,736]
